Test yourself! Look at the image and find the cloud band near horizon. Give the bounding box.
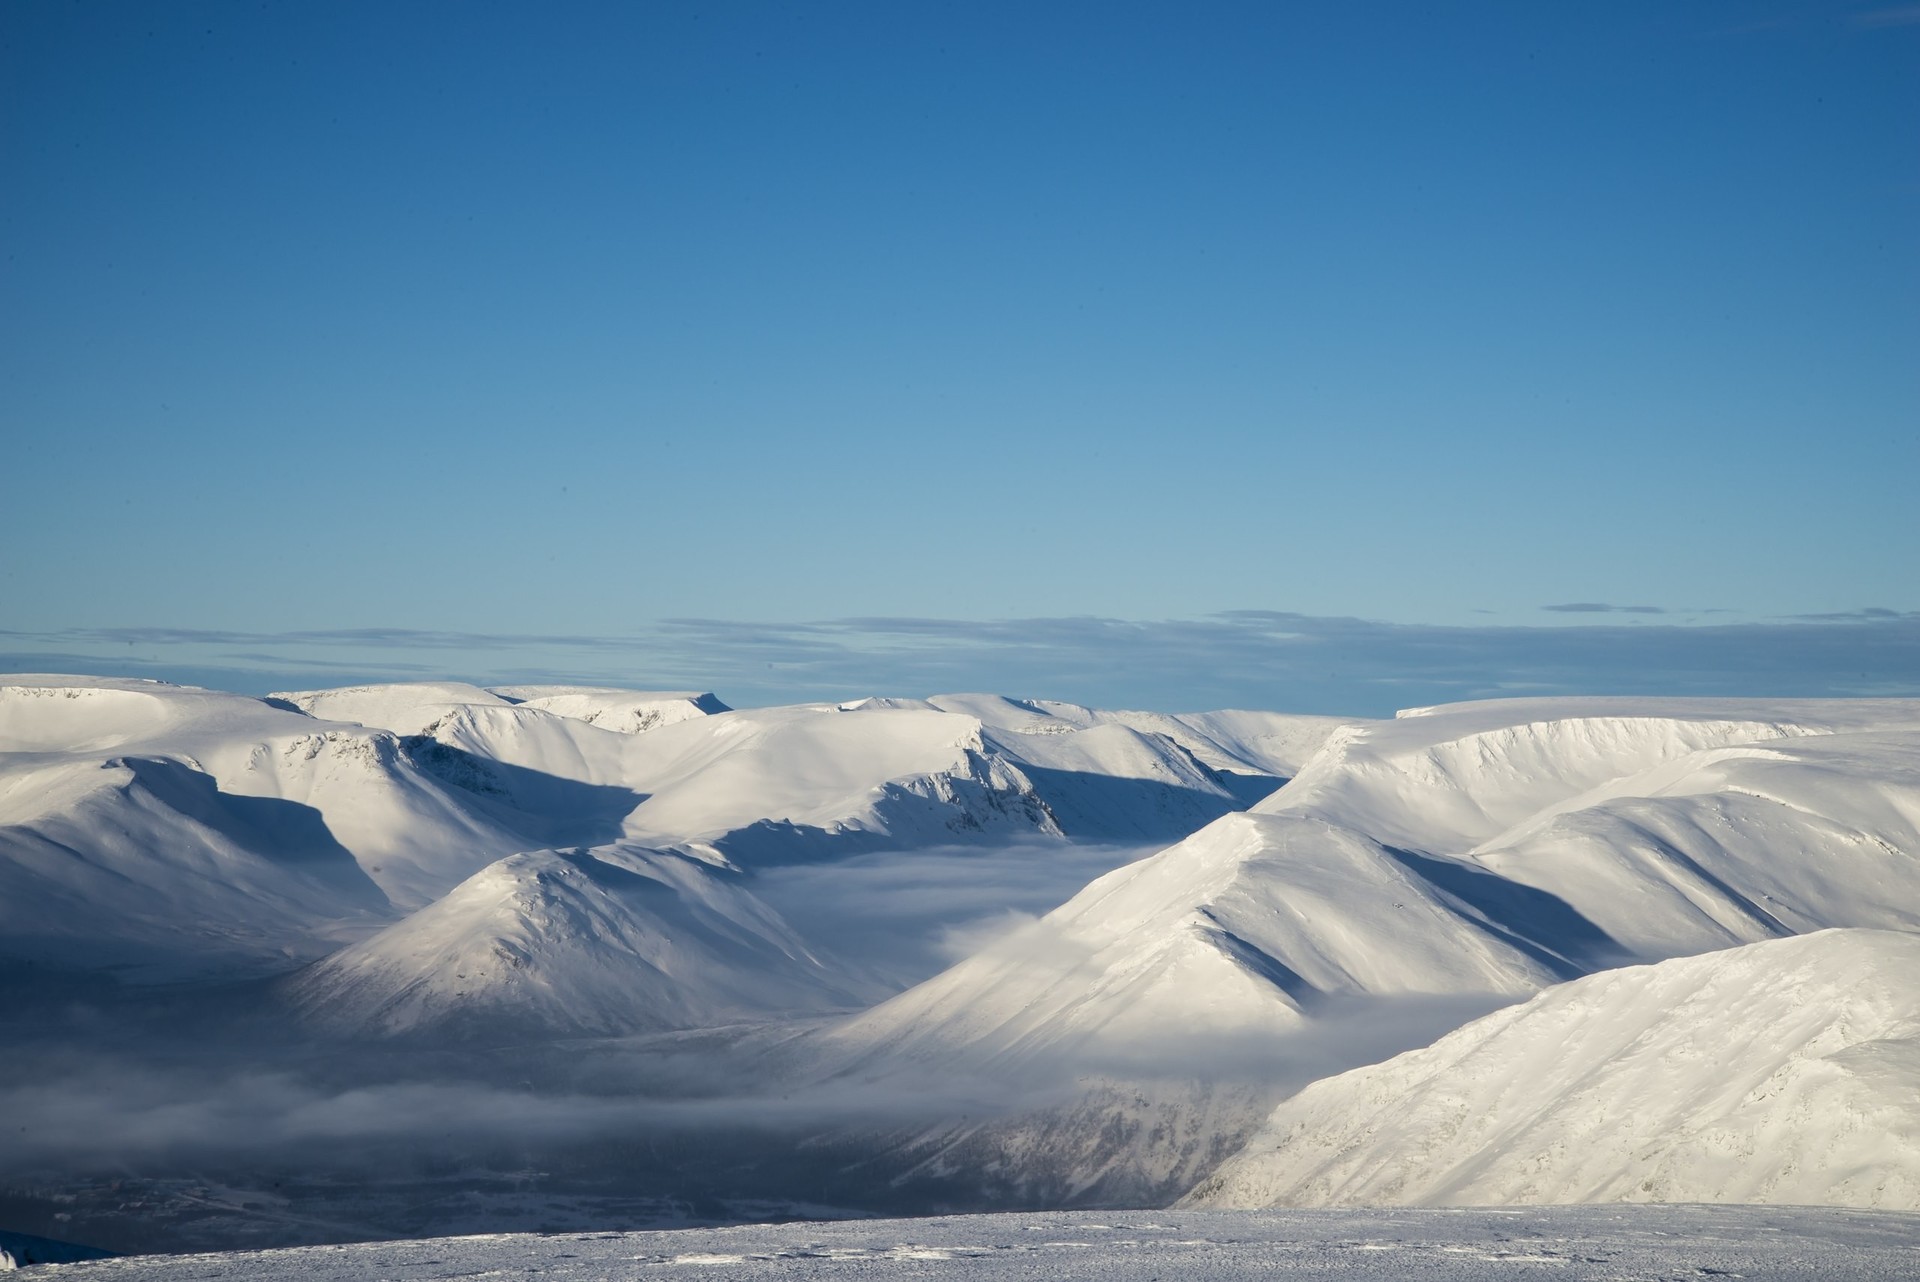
[4,610,1917,717]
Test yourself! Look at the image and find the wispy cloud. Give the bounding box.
[1542,602,1667,615]
[0,626,651,652]
[1790,606,1913,621]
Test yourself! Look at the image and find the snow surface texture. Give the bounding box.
[31,1207,1920,1280]
[1187,929,1920,1210]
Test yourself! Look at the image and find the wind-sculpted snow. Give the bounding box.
[1187,930,1920,1210]
[35,1206,1920,1280]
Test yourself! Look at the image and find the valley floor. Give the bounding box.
[31,1205,1920,1280]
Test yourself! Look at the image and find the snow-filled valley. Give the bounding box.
[3,674,1918,1273]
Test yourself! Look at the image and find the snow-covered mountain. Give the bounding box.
[0,675,1329,1000]
[853,695,1351,802]
[1186,929,1920,1210]
[0,677,553,978]
[816,811,1562,1078]
[280,681,1347,863]
[7,676,1920,1237]
[610,699,1351,862]
[804,697,1920,1207]
[283,845,872,1039]
[825,697,1920,1074]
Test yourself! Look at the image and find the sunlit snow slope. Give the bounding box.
[1187,929,1920,1210]
[283,846,870,1038]
[825,698,1920,1071]
[0,678,560,978]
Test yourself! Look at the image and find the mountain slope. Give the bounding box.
[817,811,1565,1078]
[615,702,1270,862]
[0,754,392,979]
[283,846,870,1039]
[1185,929,1920,1210]
[0,678,623,978]
[0,675,1315,987]
[825,696,1920,1074]
[805,697,1920,1205]
[917,694,1357,780]
[280,685,1290,863]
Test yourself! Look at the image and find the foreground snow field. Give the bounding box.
[31,1206,1920,1280]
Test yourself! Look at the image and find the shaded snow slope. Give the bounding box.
[284,846,869,1039]
[0,753,392,977]
[1187,929,1920,1211]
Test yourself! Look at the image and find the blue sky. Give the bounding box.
[3,2,1916,713]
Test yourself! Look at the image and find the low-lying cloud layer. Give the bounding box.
[755,842,1154,990]
[6,608,1918,715]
